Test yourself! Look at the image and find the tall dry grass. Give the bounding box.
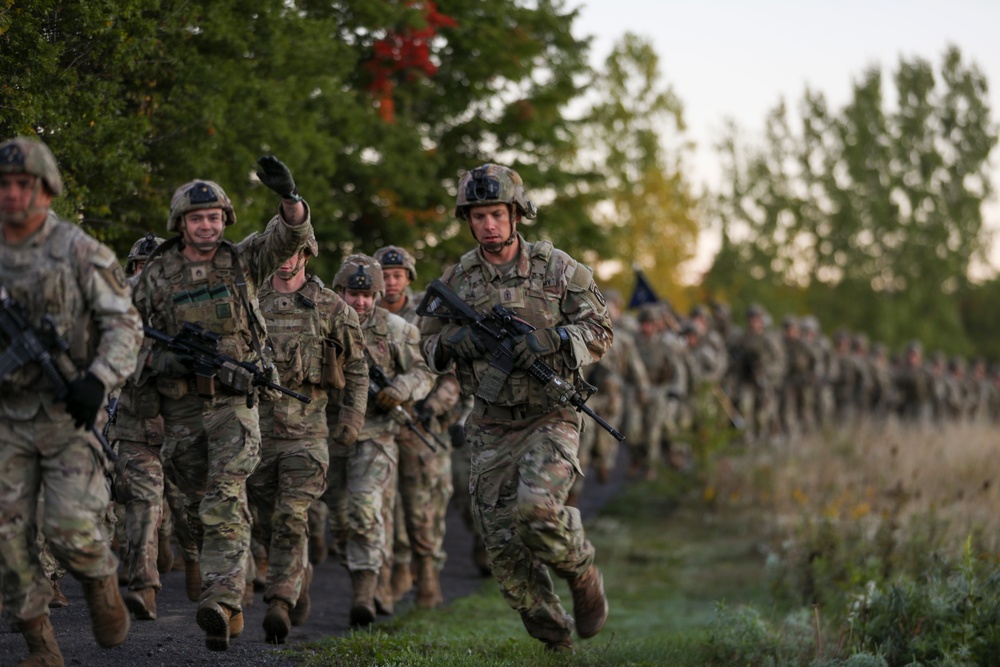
[705,417,1000,601]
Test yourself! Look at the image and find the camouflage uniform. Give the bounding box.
[323,255,435,625]
[248,256,367,641]
[421,165,612,649]
[894,341,934,423]
[374,246,459,608]
[134,171,311,648]
[729,305,781,443]
[0,138,141,657]
[634,307,688,475]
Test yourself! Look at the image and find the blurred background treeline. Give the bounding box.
[2,1,997,358]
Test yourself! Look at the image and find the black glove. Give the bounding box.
[66,372,105,430]
[444,325,485,361]
[150,349,194,376]
[512,328,563,369]
[256,155,299,200]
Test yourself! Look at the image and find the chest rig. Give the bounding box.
[259,277,325,387]
[145,238,269,364]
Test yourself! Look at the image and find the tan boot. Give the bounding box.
[568,565,609,639]
[81,575,130,648]
[289,563,312,626]
[253,553,268,593]
[123,587,157,621]
[349,570,377,627]
[195,600,232,651]
[263,599,291,645]
[391,560,413,602]
[184,560,202,602]
[415,557,443,610]
[228,609,244,638]
[16,615,64,667]
[156,530,174,573]
[48,580,69,609]
[374,562,394,616]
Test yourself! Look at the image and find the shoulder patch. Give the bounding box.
[569,261,594,290]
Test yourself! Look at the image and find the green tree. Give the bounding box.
[576,33,699,308]
[706,46,997,351]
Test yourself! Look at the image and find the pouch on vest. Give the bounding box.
[218,360,252,394]
[322,338,346,390]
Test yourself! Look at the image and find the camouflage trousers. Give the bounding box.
[468,406,594,644]
[247,437,328,606]
[393,428,453,569]
[0,411,118,622]
[114,439,165,592]
[737,383,776,443]
[573,389,622,497]
[323,432,397,573]
[633,388,682,472]
[160,392,260,612]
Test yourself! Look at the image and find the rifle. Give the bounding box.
[368,363,439,452]
[0,286,119,463]
[709,384,746,431]
[143,322,311,408]
[417,280,625,443]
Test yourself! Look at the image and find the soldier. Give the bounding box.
[0,137,142,664]
[248,227,368,644]
[729,304,781,443]
[895,340,934,423]
[112,234,175,622]
[323,254,435,627]
[133,156,312,650]
[374,245,460,610]
[421,163,612,652]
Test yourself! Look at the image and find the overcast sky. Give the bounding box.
[569,0,1000,274]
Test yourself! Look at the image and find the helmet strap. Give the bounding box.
[476,206,520,256]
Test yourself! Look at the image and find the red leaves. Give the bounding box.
[365,1,456,123]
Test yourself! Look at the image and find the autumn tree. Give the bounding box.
[575,33,699,308]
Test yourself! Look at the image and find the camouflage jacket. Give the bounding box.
[258,274,368,439]
[134,208,311,370]
[0,212,142,420]
[350,306,435,442]
[421,234,613,412]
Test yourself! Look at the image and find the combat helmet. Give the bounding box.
[373,245,417,281]
[0,137,63,196]
[125,234,165,276]
[167,180,236,232]
[332,254,385,298]
[455,164,537,221]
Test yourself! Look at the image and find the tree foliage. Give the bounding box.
[706,46,997,352]
[1,0,596,282]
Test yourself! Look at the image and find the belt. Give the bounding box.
[474,401,550,422]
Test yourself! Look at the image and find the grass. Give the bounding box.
[289,418,1000,666]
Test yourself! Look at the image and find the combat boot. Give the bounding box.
[156,530,174,573]
[415,557,443,610]
[16,615,64,667]
[81,574,130,648]
[48,580,69,609]
[184,560,202,602]
[228,609,244,638]
[568,565,609,639]
[391,561,413,602]
[349,569,377,627]
[263,599,291,645]
[472,538,491,577]
[252,552,268,593]
[196,599,233,651]
[123,587,157,621]
[289,562,313,626]
[374,562,394,616]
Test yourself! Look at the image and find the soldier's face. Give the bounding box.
[179,208,225,251]
[275,250,307,280]
[0,173,52,226]
[343,288,375,322]
[468,204,513,251]
[382,267,410,303]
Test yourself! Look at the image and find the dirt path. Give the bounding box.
[0,449,626,666]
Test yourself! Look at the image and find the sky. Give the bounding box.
[569,0,1000,276]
